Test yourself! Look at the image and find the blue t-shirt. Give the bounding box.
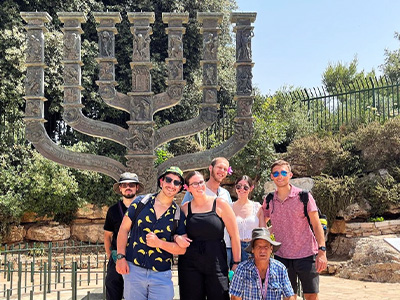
[125,193,186,272]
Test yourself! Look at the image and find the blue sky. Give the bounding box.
[235,0,400,95]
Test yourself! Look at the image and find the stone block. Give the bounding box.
[374,221,390,228]
[75,204,108,219]
[71,223,103,243]
[2,225,26,243]
[330,219,346,234]
[26,224,70,241]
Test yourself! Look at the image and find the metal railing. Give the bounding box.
[285,76,400,131]
[0,241,106,300]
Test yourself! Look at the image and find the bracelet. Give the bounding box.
[232,261,241,265]
[173,235,179,242]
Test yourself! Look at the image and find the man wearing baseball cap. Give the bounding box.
[104,172,144,300]
[116,166,190,300]
[229,227,295,300]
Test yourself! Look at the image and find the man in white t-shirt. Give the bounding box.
[181,157,233,266]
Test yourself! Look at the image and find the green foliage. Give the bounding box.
[155,147,174,166]
[312,175,359,226]
[368,216,384,222]
[284,134,362,177]
[381,32,400,82]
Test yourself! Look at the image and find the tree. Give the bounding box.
[381,32,400,82]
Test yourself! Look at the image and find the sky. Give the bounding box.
[235,0,400,95]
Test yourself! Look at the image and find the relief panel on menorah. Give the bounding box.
[64,32,81,60]
[26,31,43,63]
[99,31,115,57]
[25,100,43,118]
[236,29,253,61]
[99,84,116,100]
[63,65,80,85]
[200,106,218,123]
[167,85,184,100]
[130,97,152,121]
[132,66,151,92]
[64,87,81,104]
[235,119,254,141]
[26,123,44,144]
[237,98,254,117]
[203,32,218,60]
[126,160,155,187]
[127,125,154,153]
[99,62,114,81]
[168,60,183,80]
[25,68,43,96]
[63,107,80,123]
[203,64,217,86]
[168,34,183,59]
[132,31,151,61]
[203,89,217,103]
[237,65,253,95]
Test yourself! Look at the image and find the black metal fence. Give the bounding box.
[286,76,400,131]
[0,241,106,300]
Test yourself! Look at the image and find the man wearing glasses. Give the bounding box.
[116,166,190,300]
[262,160,327,300]
[104,172,144,300]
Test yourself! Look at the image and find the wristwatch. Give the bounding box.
[318,246,326,252]
[116,253,126,260]
[232,261,241,265]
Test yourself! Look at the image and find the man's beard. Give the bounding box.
[122,192,136,199]
[211,168,222,183]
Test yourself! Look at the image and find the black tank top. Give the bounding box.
[186,198,225,241]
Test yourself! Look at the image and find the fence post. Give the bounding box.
[72,261,77,300]
[18,261,22,300]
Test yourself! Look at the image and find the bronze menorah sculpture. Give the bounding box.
[21,11,256,192]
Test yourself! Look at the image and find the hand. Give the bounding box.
[175,234,192,248]
[231,263,238,271]
[116,259,129,275]
[146,232,160,248]
[315,250,327,273]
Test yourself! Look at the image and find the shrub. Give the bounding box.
[312,175,359,225]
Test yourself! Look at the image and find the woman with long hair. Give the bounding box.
[177,171,240,300]
[231,175,266,263]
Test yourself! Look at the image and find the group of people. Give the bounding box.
[104,158,327,300]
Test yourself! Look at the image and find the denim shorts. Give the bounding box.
[227,241,252,269]
[123,262,174,300]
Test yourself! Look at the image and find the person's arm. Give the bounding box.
[115,215,132,275]
[283,296,295,300]
[104,231,113,259]
[309,210,327,273]
[146,232,187,255]
[217,198,241,270]
[231,296,242,300]
[257,205,266,227]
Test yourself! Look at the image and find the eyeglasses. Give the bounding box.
[272,170,288,178]
[120,182,137,188]
[235,184,250,191]
[164,176,182,187]
[189,180,205,188]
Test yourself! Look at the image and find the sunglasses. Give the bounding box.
[189,180,205,188]
[120,182,137,188]
[235,184,250,191]
[164,176,182,187]
[272,170,288,178]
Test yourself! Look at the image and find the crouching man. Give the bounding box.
[229,227,295,300]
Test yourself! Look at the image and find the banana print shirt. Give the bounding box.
[125,193,186,272]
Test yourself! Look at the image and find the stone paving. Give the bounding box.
[11,270,400,299]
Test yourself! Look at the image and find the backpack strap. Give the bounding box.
[299,190,311,227]
[170,203,181,241]
[131,193,153,226]
[265,192,274,210]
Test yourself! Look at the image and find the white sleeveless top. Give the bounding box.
[235,201,261,241]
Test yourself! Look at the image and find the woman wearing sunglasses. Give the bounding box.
[177,171,240,300]
[231,175,266,265]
